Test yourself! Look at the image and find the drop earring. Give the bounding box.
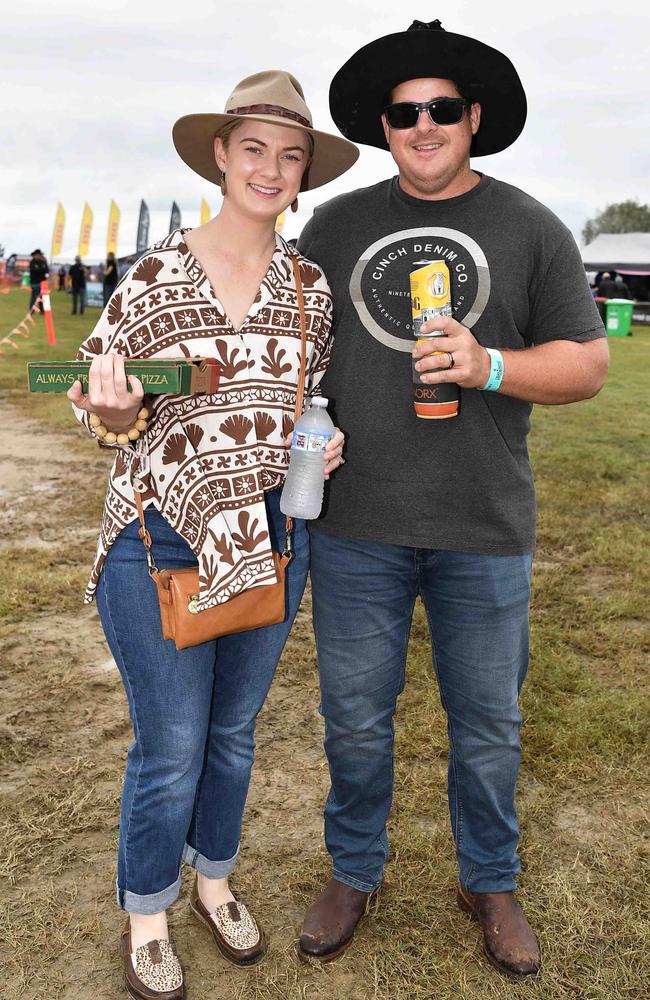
[291,197,298,213]
[220,172,227,196]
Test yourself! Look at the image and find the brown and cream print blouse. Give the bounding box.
[73,228,332,611]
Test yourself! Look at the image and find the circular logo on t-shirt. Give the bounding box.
[349,227,491,352]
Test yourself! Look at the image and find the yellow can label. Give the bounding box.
[410,260,453,336]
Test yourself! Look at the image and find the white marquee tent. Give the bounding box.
[581,233,650,276]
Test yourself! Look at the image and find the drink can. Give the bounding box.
[410,261,459,419]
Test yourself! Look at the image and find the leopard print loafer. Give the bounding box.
[189,878,267,967]
[121,922,185,1000]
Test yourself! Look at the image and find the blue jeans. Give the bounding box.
[29,284,43,313]
[71,288,86,314]
[96,489,308,914]
[309,527,533,895]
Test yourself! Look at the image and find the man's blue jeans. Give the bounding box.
[96,489,308,914]
[309,527,533,895]
[29,284,43,313]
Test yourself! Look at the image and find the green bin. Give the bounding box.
[605,298,634,336]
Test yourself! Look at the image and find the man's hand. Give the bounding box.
[412,316,491,389]
[412,317,609,403]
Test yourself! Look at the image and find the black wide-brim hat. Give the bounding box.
[329,19,527,157]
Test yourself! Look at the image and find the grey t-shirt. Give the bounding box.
[298,174,605,554]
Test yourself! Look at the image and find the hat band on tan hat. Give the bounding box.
[226,103,311,129]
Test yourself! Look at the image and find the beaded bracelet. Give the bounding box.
[89,407,150,446]
[480,348,505,392]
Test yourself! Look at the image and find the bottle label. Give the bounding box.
[291,430,333,453]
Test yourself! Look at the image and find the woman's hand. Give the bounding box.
[283,427,346,480]
[323,428,345,480]
[67,354,144,433]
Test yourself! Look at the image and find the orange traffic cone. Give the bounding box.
[40,280,56,345]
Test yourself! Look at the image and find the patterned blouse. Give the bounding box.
[73,228,332,611]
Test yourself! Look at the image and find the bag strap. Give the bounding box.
[290,253,308,425]
[136,249,310,572]
[135,488,159,575]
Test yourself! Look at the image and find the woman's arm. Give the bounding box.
[68,274,143,443]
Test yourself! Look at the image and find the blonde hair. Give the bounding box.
[217,118,313,156]
[216,119,242,148]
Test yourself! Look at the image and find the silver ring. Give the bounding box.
[447,352,456,369]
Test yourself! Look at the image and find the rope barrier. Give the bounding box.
[0,279,56,355]
[0,293,46,356]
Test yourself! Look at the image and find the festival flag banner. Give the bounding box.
[169,201,182,233]
[51,203,66,259]
[78,203,94,257]
[106,200,121,256]
[136,200,150,253]
[275,211,286,234]
[200,198,211,225]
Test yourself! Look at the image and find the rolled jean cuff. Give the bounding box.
[182,842,239,878]
[332,868,381,894]
[117,870,182,914]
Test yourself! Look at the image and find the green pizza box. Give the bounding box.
[27,358,220,395]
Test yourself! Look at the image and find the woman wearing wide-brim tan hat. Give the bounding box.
[173,68,359,191]
[68,69,357,1000]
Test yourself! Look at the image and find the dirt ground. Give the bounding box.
[0,398,368,1000]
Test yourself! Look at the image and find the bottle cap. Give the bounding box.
[311,396,328,407]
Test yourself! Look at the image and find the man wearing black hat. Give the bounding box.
[29,249,49,313]
[297,20,609,978]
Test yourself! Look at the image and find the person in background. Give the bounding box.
[58,264,66,291]
[28,249,48,312]
[614,274,632,299]
[103,251,119,306]
[597,271,619,298]
[69,255,87,314]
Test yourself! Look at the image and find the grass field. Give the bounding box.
[1,287,649,999]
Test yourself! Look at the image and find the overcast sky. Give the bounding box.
[3,0,647,261]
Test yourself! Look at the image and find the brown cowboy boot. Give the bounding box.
[457,885,541,978]
[298,878,378,962]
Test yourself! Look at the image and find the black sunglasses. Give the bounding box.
[384,97,471,130]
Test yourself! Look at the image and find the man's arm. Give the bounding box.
[493,338,608,403]
[413,316,609,405]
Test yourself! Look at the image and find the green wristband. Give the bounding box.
[480,348,504,391]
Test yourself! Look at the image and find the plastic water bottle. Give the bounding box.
[280,397,335,519]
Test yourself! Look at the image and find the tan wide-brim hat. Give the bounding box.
[172,69,359,192]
